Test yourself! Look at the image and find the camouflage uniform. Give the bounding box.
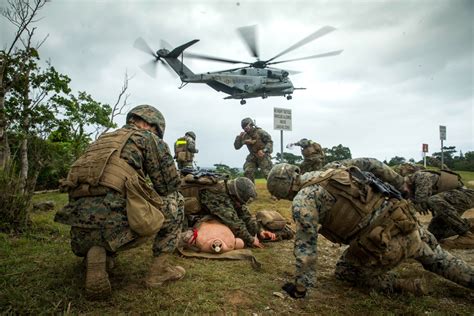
[267,165,474,294]
[55,124,183,258]
[234,124,273,183]
[294,139,325,173]
[174,133,198,170]
[322,157,405,190]
[197,190,261,246]
[409,171,474,240]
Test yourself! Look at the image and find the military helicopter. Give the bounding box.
[134,25,342,105]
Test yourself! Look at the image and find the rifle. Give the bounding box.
[349,167,403,200]
[180,167,229,181]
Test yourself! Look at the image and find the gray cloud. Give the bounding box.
[1,0,472,168]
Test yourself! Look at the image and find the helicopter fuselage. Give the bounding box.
[188,68,294,99]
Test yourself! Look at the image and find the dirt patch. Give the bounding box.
[225,289,252,306]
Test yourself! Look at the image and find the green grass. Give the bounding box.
[1,176,474,314]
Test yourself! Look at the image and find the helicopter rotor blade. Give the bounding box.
[133,37,157,57]
[267,49,343,65]
[237,25,259,59]
[265,26,337,63]
[184,52,250,65]
[139,59,159,78]
[160,39,173,50]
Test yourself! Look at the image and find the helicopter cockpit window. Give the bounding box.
[240,69,247,75]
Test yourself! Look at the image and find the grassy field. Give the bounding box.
[1,175,474,314]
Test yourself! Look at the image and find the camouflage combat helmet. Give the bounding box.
[227,177,257,204]
[241,117,254,129]
[185,131,196,140]
[267,163,301,200]
[126,104,166,138]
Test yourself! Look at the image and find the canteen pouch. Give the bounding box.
[256,210,288,230]
[125,174,165,236]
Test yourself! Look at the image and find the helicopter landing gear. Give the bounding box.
[240,99,246,105]
[286,95,292,100]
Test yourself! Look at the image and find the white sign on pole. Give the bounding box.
[274,107,292,131]
[439,125,446,140]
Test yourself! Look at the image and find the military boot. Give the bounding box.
[440,232,474,249]
[393,278,427,296]
[145,254,186,288]
[85,246,111,300]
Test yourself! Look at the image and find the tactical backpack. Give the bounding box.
[174,136,193,162]
[179,173,227,215]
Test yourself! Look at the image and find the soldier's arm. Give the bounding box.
[236,203,262,236]
[187,137,198,153]
[200,190,255,246]
[142,132,181,195]
[344,158,405,190]
[260,129,273,154]
[234,134,244,150]
[292,186,322,289]
[413,173,434,205]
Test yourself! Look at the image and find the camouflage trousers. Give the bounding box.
[71,191,184,258]
[334,223,474,292]
[300,158,323,173]
[427,188,474,239]
[292,186,474,292]
[243,154,273,182]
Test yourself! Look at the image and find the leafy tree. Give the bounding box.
[213,163,242,178]
[432,146,457,168]
[324,144,352,163]
[387,156,406,166]
[274,152,303,165]
[0,0,48,170]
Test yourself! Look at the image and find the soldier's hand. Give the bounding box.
[415,202,431,215]
[252,237,264,248]
[240,132,246,138]
[256,150,265,158]
[260,230,277,241]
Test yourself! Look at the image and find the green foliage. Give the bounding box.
[274,152,303,165]
[324,144,352,163]
[0,164,31,232]
[213,163,242,178]
[387,156,406,166]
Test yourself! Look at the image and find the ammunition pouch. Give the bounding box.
[347,199,420,266]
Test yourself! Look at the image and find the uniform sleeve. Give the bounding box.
[413,172,435,205]
[187,136,198,153]
[200,190,255,246]
[345,158,405,190]
[260,129,273,154]
[125,131,180,196]
[236,203,262,236]
[234,134,244,150]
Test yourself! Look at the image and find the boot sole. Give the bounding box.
[85,246,111,300]
[145,266,186,288]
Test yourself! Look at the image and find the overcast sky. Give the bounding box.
[1,0,473,168]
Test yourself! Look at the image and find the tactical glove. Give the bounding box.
[282,282,306,299]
